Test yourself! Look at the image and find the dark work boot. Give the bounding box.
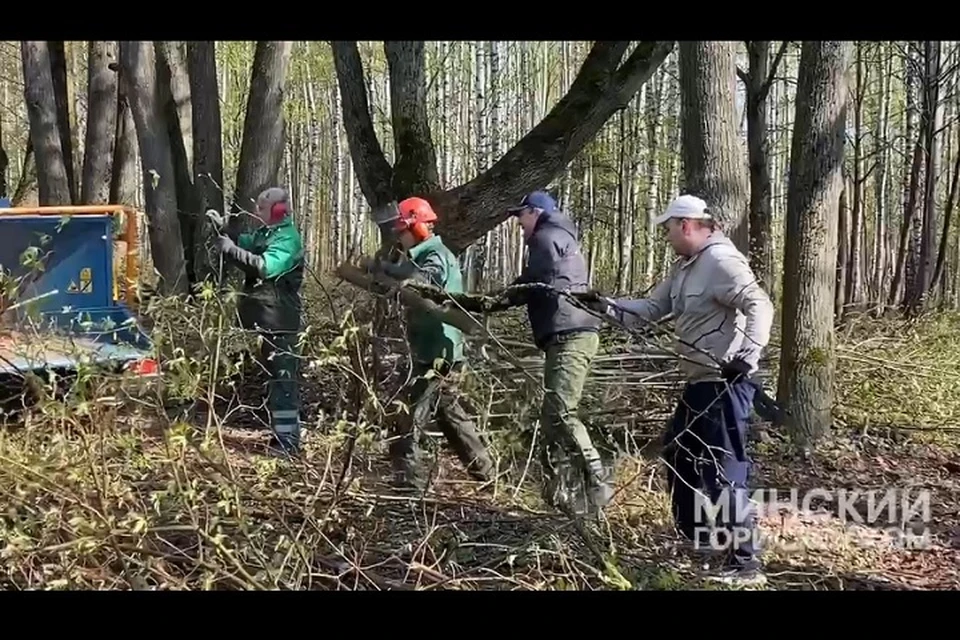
[465,452,495,483]
[390,455,427,492]
[266,433,300,458]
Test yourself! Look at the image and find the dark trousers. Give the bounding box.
[259,330,301,449]
[664,379,759,567]
[389,360,492,483]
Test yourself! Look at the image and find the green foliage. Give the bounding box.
[835,311,960,433]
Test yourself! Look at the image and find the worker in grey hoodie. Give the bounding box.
[590,194,774,585]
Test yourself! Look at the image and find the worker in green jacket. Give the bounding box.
[207,187,305,455]
[364,197,494,490]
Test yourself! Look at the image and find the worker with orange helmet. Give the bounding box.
[364,196,494,490]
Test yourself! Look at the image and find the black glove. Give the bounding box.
[217,235,265,279]
[720,356,751,382]
[580,289,610,314]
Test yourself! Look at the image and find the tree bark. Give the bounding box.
[229,41,293,234]
[186,41,224,217]
[109,85,138,207]
[156,41,200,286]
[776,40,851,450]
[384,41,440,196]
[81,41,119,204]
[48,41,79,205]
[741,41,788,299]
[678,41,750,252]
[0,102,7,198]
[118,40,188,295]
[20,41,72,206]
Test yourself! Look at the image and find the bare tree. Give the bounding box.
[228,41,293,236]
[118,41,188,295]
[777,40,852,449]
[678,41,750,252]
[81,41,119,204]
[20,41,72,205]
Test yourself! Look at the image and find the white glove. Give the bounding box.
[206,209,226,230]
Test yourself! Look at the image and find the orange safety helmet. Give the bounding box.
[394,196,438,242]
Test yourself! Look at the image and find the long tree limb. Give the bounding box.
[433,41,674,252]
[330,41,394,209]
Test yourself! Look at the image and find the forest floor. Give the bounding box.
[1,283,959,590]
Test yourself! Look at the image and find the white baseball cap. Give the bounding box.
[653,194,713,225]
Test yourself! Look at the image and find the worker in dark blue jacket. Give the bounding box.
[501,190,612,516]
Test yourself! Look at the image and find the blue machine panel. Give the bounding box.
[0,214,114,314]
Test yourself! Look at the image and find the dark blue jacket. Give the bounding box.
[508,210,600,349]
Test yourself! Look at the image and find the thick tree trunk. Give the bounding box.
[186,41,224,217]
[156,41,200,286]
[109,86,138,207]
[678,41,750,252]
[186,41,225,284]
[776,40,851,450]
[48,41,79,205]
[229,41,293,235]
[384,41,440,196]
[21,41,72,206]
[13,140,39,206]
[0,105,7,198]
[118,40,188,295]
[81,41,119,204]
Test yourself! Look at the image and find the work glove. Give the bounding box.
[216,235,265,279]
[206,209,227,231]
[720,356,751,382]
[580,289,611,314]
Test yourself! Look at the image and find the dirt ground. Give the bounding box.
[208,418,960,591]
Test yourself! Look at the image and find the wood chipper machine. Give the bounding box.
[0,199,158,379]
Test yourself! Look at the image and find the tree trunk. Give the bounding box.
[81,41,119,205]
[156,41,201,287]
[21,41,72,206]
[776,40,851,450]
[118,40,188,295]
[845,41,866,310]
[13,140,40,206]
[0,101,7,198]
[48,41,79,205]
[109,85,138,207]
[741,41,787,298]
[229,41,293,235]
[678,41,750,252]
[186,42,224,217]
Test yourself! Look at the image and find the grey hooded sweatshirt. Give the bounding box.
[611,231,774,383]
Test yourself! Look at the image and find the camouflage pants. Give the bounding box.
[539,330,612,513]
[389,360,493,488]
[259,330,301,452]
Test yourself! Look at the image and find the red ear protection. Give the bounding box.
[269,201,288,224]
[409,222,431,242]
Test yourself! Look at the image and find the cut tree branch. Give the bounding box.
[335,262,482,336]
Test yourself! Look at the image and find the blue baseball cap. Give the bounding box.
[507,190,557,215]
